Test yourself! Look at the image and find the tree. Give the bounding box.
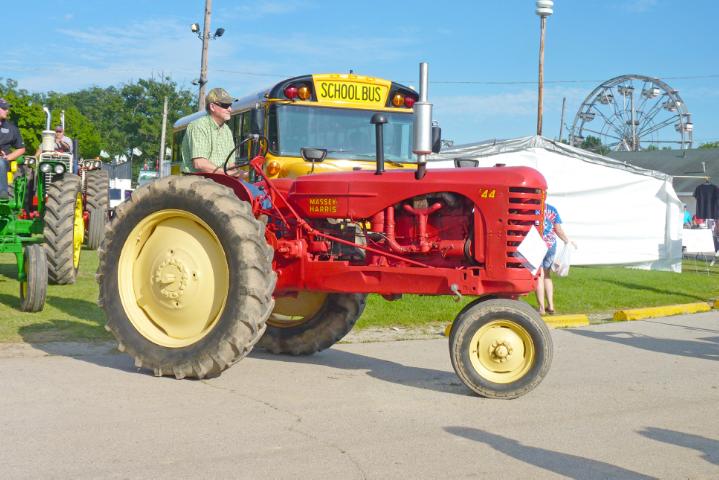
[0,79,45,154]
[699,141,719,150]
[119,76,194,179]
[44,93,103,158]
[579,135,610,156]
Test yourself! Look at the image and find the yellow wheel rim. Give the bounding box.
[269,291,327,328]
[468,320,535,384]
[117,209,229,348]
[73,192,84,269]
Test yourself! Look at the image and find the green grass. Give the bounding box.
[0,249,109,343]
[1,251,717,342]
[357,260,719,328]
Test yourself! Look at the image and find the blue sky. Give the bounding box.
[7,0,719,146]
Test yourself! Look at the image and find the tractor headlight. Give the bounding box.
[27,158,36,166]
[94,161,101,169]
[40,163,52,173]
[54,164,66,174]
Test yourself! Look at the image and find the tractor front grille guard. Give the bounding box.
[505,187,545,269]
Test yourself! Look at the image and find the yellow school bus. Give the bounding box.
[172,73,420,178]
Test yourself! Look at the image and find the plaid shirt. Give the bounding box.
[181,114,235,172]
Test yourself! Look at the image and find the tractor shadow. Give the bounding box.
[251,346,471,397]
[443,427,655,479]
[567,326,719,362]
[638,427,719,466]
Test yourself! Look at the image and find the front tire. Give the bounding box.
[449,298,553,399]
[19,244,48,312]
[258,292,367,355]
[85,170,109,250]
[97,176,276,379]
[44,174,83,284]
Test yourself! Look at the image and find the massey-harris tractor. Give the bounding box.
[98,64,553,399]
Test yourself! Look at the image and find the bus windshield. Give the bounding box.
[269,104,416,163]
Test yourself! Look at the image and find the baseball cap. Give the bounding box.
[206,88,236,105]
[55,125,64,132]
[0,98,11,109]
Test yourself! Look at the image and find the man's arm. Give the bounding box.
[4,147,25,161]
[192,157,248,179]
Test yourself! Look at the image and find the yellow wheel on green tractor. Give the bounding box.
[72,191,84,269]
[97,176,276,379]
[448,298,552,399]
[258,292,367,355]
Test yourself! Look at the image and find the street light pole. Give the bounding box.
[198,0,213,110]
[536,0,553,137]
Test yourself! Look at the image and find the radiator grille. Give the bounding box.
[506,187,544,269]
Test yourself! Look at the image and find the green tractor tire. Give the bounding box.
[19,244,48,312]
[44,174,84,285]
[259,292,367,355]
[85,170,109,250]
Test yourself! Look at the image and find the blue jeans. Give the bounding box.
[0,159,9,198]
[242,180,272,209]
[541,242,557,269]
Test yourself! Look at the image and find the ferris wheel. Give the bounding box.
[569,74,693,151]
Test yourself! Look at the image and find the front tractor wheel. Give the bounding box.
[449,298,553,399]
[19,244,48,312]
[84,169,109,250]
[44,174,84,284]
[258,292,367,355]
[97,176,276,379]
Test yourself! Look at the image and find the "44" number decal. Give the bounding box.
[479,189,496,199]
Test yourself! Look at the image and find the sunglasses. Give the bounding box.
[214,102,232,109]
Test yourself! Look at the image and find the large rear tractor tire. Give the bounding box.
[44,174,83,284]
[97,176,276,379]
[85,169,109,250]
[258,292,367,355]
[19,244,48,312]
[448,298,553,399]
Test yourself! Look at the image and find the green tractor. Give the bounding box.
[0,151,81,311]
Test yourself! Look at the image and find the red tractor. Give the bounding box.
[97,65,552,399]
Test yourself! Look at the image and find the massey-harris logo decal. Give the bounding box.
[308,197,338,213]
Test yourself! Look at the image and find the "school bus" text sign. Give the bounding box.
[313,74,390,107]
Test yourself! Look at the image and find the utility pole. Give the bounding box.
[158,96,168,176]
[558,97,566,142]
[198,0,213,110]
[535,0,553,137]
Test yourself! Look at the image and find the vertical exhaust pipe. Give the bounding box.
[371,113,387,175]
[41,106,55,153]
[413,62,432,180]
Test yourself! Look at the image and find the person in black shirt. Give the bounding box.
[0,98,26,199]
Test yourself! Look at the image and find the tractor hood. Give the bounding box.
[285,166,546,219]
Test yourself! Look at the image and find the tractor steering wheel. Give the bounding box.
[222,134,268,176]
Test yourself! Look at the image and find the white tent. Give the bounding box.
[429,136,683,272]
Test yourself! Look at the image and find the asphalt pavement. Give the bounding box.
[1,312,718,479]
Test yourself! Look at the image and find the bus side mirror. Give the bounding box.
[431,124,442,153]
[250,108,264,135]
